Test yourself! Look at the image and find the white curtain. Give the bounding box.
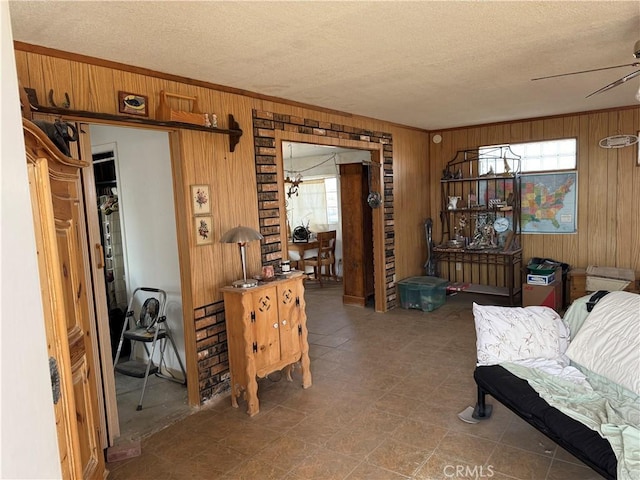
[287,179,327,231]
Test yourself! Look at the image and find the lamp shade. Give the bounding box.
[220,226,263,244]
[220,226,263,288]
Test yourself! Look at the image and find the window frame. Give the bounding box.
[479,138,577,175]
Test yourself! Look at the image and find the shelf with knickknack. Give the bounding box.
[434,146,523,305]
[31,105,243,152]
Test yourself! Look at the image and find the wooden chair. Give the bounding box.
[305,230,336,287]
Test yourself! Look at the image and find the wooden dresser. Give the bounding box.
[221,273,311,416]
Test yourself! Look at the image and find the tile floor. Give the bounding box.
[114,369,190,443]
[107,283,605,479]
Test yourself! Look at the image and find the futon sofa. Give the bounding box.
[470,291,640,480]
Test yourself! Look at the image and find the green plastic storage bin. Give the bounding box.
[397,276,448,312]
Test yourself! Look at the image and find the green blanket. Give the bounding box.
[503,361,640,480]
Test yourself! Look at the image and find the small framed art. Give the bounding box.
[118,91,148,116]
[195,216,212,246]
[191,184,211,215]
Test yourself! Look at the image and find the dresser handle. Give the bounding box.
[273,323,278,329]
[282,320,287,325]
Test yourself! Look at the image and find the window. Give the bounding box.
[287,176,339,231]
[324,177,339,224]
[479,138,577,174]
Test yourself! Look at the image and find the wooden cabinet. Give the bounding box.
[24,119,106,479]
[339,163,374,306]
[221,274,311,416]
[434,147,523,305]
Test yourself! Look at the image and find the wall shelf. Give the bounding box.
[31,106,243,152]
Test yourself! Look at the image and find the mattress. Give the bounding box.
[474,364,616,480]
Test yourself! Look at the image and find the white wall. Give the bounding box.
[90,126,185,373]
[1,2,62,477]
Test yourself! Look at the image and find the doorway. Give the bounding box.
[89,125,189,442]
[282,142,375,306]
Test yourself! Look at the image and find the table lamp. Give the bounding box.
[220,226,264,288]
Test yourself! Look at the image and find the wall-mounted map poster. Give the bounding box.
[521,172,577,234]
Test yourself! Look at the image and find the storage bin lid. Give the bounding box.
[398,276,448,287]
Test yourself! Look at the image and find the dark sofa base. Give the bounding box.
[474,365,616,480]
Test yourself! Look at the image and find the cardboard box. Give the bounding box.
[522,280,563,312]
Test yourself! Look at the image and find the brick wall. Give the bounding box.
[194,301,230,402]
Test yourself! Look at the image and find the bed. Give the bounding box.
[471,291,640,480]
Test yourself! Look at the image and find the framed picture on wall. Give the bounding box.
[191,184,211,215]
[118,91,148,116]
[195,216,212,246]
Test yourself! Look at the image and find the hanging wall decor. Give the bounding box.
[191,184,211,215]
[118,91,148,117]
[195,216,213,246]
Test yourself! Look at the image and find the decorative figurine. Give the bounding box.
[458,214,468,234]
[448,196,461,210]
[503,154,512,176]
[506,192,514,206]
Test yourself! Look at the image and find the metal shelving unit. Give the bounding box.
[435,147,523,305]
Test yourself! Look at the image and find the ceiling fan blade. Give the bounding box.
[585,69,640,98]
[531,62,640,81]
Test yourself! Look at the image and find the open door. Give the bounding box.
[77,123,120,445]
[339,163,375,306]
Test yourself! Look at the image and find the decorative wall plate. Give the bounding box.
[367,191,382,208]
[598,134,639,149]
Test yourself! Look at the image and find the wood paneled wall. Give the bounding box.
[14,44,431,405]
[428,108,640,275]
[17,43,636,406]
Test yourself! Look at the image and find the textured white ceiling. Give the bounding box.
[8,1,640,130]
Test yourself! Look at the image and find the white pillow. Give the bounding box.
[565,291,640,395]
[473,303,569,366]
